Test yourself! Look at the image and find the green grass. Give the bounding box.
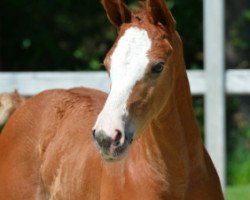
[226,184,250,200]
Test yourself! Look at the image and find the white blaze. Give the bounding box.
[94,27,151,136]
[110,27,151,92]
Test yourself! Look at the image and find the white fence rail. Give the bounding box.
[1,70,250,96]
[0,72,110,95]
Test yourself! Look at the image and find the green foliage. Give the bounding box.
[168,0,203,69]
[192,97,204,140]
[0,0,111,71]
[0,0,203,71]
[229,9,250,51]
[228,150,250,185]
[225,7,250,186]
[227,97,250,185]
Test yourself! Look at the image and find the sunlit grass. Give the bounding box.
[226,184,250,200]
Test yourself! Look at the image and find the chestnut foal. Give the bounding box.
[0,0,224,199]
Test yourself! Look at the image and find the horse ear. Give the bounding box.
[146,0,176,33]
[102,0,131,28]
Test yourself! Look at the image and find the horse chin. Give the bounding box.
[100,143,130,162]
[101,152,128,162]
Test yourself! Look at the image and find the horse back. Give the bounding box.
[0,87,107,199]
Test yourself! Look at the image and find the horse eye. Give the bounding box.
[151,62,164,74]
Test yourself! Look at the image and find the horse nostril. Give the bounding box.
[94,130,113,149]
[113,129,122,146]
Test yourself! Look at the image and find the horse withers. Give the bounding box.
[0,0,224,199]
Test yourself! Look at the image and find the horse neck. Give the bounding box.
[141,32,207,184]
